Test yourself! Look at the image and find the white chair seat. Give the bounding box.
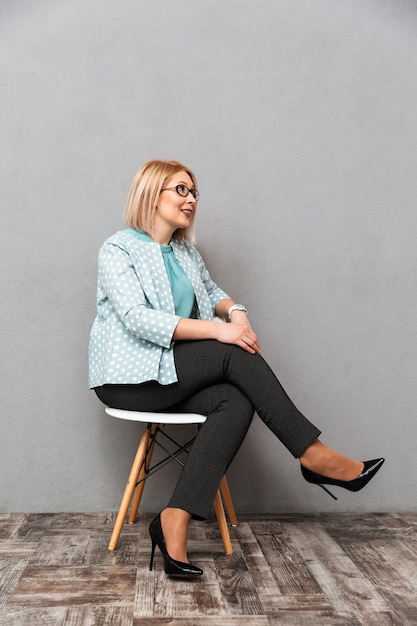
[105,407,207,425]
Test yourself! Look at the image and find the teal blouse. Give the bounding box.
[126,229,196,318]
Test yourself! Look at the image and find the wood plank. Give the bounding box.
[16,514,54,542]
[84,531,141,566]
[132,559,158,618]
[48,512,117,528]
[0,606,67,626]
[235,522,329,614]
[6,565,136,607]
[0,556,31,608]
[353,538,417,624]
[234,522,332,613]
[371,538,417,590]
[381,588,417,626]
[0,514,27,542]
[371,512,417,534]
[212,551,264,615]
[133,618,269,625]
[250,520,323,596]
[233,522,279,602]
[319,512,389,539]
[322,512,417,541]
[28,532,91,566]
[63,605,133,626]
[342,539,412,591]
[133,554,225,618]
[0,542,37,555]
[283,520,395,625]
[267,612,363,625]
[233,521,264,558]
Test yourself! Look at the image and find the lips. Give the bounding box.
[181,209,193,218]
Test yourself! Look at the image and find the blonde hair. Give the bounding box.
[124,159,198,242]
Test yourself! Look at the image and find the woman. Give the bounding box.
[89,159,384,579]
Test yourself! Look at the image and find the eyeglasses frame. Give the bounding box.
[161,184,200,201]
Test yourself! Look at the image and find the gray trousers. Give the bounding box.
[95,340,321,519]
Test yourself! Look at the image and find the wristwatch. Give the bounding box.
[227,304,247,321]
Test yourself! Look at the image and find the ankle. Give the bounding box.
[299,440,364,481]
[299,440,329,469]
[161,507,192,529]
[160,508,191,563]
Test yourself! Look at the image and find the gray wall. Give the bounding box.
[1,0,416,515]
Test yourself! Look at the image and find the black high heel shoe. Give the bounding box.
[148,513,203,579]
[301,458,385,500]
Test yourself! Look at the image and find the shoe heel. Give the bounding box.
[149,539,156,571]
[318,483,338,500]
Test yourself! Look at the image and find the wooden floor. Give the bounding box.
[1,512,417,625]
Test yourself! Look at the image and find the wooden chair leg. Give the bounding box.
[128,424,159,523]
[108,425,151,551]
[219,475,238,527]
[213,490,233,555]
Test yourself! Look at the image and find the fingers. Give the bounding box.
[240,334,261,354]
[240,328,261,354]
[216,322,261,353]
[247,331,261,353]
[234,321,261,352]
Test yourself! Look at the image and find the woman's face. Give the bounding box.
[153,171,197,242]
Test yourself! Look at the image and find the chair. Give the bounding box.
[105,407,238,555]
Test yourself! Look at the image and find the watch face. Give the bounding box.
[229,304,246,317]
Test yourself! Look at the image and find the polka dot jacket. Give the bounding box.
[88,230,229,387]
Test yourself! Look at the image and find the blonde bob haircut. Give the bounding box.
[124,159,198,242]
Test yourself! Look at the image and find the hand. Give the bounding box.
[215,319,261,354]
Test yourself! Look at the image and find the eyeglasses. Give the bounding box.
[161,184,200,201]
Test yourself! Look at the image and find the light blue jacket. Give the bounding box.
[89,230,229,387]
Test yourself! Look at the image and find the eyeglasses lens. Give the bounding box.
[177,185,199,200]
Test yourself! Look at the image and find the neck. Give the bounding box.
[152,233,173,245]
[151,225,176,245]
